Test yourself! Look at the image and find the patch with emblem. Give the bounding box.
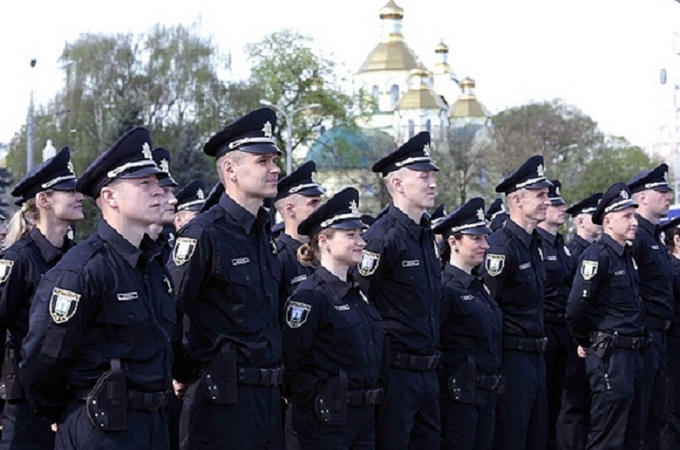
[402,260,420,268]
[358,250,381,277]
[286,301,311,328]
[0,260,14,284]
[50,288,81,323]
[485,254,505,277]
[334,304,351,311]
[232,257,250,266]
[580,260,598,281]
[290,274,307,285]
[117,292,138,301]
[173,237,197,266]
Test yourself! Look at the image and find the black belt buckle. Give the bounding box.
[537,337,549,352]
[426,354,440,370]
[258,367,284,387]
[363,388,383,406]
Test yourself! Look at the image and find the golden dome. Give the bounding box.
[450,77,487,118]
[358,40,426,73]
[435,40,449,54]
[460,77,475,89]
[395,70,447,111]
[379,0,404,19]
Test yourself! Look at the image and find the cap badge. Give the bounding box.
[555,186,561,196]
[261,121,273,138]
[537,163,545,177]
[349,199,359,215]
[477,208,485,221]
[311,171,318,183]
[664,171,668,181]
[142,142,152,160]
[197,188,205,200]
[423,143,431,157]
[620,189,629,200]
[67,160,75,175]
[159,159,170,174]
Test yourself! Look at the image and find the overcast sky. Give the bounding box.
[2,0,679,150]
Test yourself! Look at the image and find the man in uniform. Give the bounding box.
[486,198,509,233]
[20,126,175,449]
[557,191,602,449]
[173,180,206,230]
[168,108,284,449]
[566,182,646,449]
[151,147,179,263]
[536,179,573,449]
[627,164,675,448]
[481,154,551,450]
[358,131,441,450]
[274,160,323,302]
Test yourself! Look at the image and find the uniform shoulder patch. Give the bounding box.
[485,254,505,277]
[0,259,14,284]
[50,287,81,323]
[173,237,197,266]
[285,301,311,328]
[580,260,598,281]
[358,250,381,277]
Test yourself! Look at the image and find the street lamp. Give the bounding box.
[259,100,321,175]
[27,59,37,170]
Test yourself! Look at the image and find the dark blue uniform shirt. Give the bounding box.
[20,221,175,420]
[440,264,502,374]
[632,215,674,322]
[168,194,281,373]
[276,233,315,302]
[567,234,592,277]
[566,234,645,345]
[283,267,383,404]
[537,229,573,316]
[0,228,75,351]
[358,204,440,357]
[482,219,546,337]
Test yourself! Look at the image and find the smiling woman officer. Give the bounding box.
[282,187,383,450]
[0,147,83,449]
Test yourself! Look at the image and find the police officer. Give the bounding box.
[358,131,441,450]
[199,181,224,213]
[283,187,383,449]
[627,164,674,449]
[274,160,324,302]
[20,127,175,449]
[661,217,680,449]
[566,182,646,449]
[481,155,550,450]
[557,191,603,449]
[173,180,206,230]
[431,203,447,259]
[168,108,284,449]
[0,212,7,249]
[434,198,502,450]
[485,198,508,233]
[536,179,573,449]
[150,147,179,261]
[0,147,82,449]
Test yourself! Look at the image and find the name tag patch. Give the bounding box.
[614,270,626,276]
[334,304,351,311]
[117,292,139,301]
[231,257,250,266]
[290,274,307,285]
[402,260,420,268]
[519,262,531,270]
[460,295,474,301]
[546,255,557,261]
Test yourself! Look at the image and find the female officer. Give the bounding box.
[282,187,383,450]
[0,147,83,449]
[434,197,502,450]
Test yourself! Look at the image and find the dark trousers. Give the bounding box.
[167,393,182,450]
[556,345,590,450]
[661,333,680,449]
[292,405,376,450]
[493,350,547,450]
[55,400,169,450]
[440,385,496,450]
[585,347,643,450]
[377,368,440,450]
[179,377,283,450]
[0,399,55,450]
[546,322,570,450]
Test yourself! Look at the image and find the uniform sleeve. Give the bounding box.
[0,252,29,328]
[481,243,512,302]
[566,250,604,346]
[356,231,389,302]
[167,225,212,314]
[282,288,323,402]
[19,265,99,421]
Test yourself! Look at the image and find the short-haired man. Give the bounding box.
[567,182,645,449]
[481,154,552,450]
[168,108,284,449]
[173,180,206,230]
[358,131,441,450]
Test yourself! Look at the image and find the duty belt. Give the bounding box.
[502,336,549,352]
[545,312,566,324]
[389,352,440,371]
[475,374,502,390]
[590,331,650,350]
[74,389,169,412]
[238,366,285,387]
[646,317,672,331]
[347,387,383,407]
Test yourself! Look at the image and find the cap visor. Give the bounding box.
[549,197,566,206]
[118,165,163,179]
[461,225,492,235]
[654,185,673,193]
[525,179,553,190]
[297,186,325,197]
[159,175,179,188]
[239,143,283,155]
[609,200,639,214]
[51,179,78,191]
[330,219,368,230]
[406,162,440,172]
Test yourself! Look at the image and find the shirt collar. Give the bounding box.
[444,262,479,289]
[316,265,357,298]
[97,220,145,267]
[601,233,627,256]
[389,203,428,239]
[219,194,270,233]
[29,227,65,264]
[279,233,304,250]
[505,218,534,248]
[636,214,659,238]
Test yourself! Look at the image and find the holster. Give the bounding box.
[447,357,476,404]
[85,359,127,432]
[0,349,23,401]
[314,370,348,426]
[202,345,238,404]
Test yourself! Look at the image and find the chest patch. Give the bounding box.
[402,260,420,268]
[286,301,311,328]
[334,304,351,311]
[290,274,307,285]
[117,292,138,301]
[231,257,250,266]
[0,260,14,284]
[460,294,474,301]
[519,262,531,270]
[50,287,81,323]
[546,255,557,261]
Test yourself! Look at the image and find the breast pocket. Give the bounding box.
[457,298,485,317]
[100,298,151,346]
